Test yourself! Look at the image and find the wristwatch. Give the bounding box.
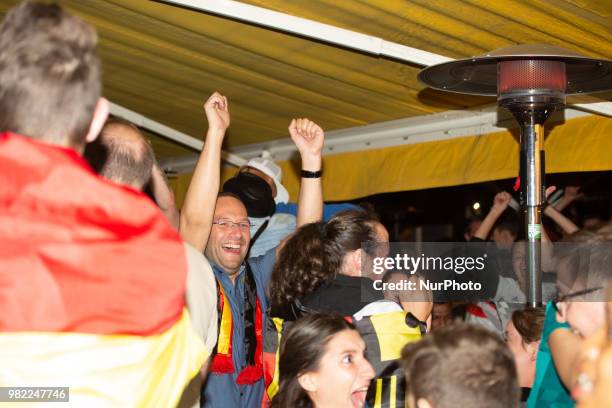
[300,169,322,178]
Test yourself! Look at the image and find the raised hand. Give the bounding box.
[288,118,324,226]
[203,92,230,134]
[564,185,583,202]
[288,118,324,160]
[492,191,512,213]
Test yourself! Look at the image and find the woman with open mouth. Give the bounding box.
[271,313,375,408]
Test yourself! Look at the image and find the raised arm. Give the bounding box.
[473,191,511,240]
[552,185,582,212]
[544,204,579,235]
[179,92,229,252]
[289,118,324,227]
[150,161,180,230]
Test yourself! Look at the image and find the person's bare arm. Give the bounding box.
[544,205,579,235]
[289,118,324,227]
[179,92,229,252]
[550,327,584,388]
[550,301,587,389]
[473,191,511,240]
[150,161,180,230]
[553,185,582,212]
[385,274,433,328]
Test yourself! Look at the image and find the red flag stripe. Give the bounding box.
[0,133,186,335]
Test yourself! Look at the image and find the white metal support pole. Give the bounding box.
[108,101,247,167]
[161,1,612,116]
[162,0,452,66]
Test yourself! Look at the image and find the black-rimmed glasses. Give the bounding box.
[212,219,251,231]
[552,286,604,314]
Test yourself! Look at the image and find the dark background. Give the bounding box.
[346,170,612,242]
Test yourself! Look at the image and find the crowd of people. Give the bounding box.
[1,2,611,408]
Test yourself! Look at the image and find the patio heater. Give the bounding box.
[418,44,612,306]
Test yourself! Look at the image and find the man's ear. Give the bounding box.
[416,398,434,408]
[85,97,109,143]
[297,372,318,393]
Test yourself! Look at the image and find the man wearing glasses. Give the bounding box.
[179,91,324,408]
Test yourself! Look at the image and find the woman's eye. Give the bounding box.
[342,354,353,364]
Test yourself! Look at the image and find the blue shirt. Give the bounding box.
[248,213,296,258]
[201,248,276,408]
[276,202,358,221]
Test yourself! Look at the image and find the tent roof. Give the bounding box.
[1,0,610,201]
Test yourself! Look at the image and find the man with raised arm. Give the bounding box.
[179,95,324,407]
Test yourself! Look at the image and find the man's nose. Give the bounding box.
[229,224,248,241]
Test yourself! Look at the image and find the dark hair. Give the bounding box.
[271,313,357,408]
[464,217,483,236]
[511,307,545,345]
[217,191,243,202]
[0,1,101,147]
[84,119,155,189]
[401,323,520,408]
[270,209,380,306]
[494,213,519,237]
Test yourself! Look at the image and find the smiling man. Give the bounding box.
[204,193,254,278]
[179,99,324,407]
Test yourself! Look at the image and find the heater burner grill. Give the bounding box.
[498,60,566,95]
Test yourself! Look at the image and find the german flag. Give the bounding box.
[0,133,207,407]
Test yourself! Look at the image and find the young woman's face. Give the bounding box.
[302,329,375,408]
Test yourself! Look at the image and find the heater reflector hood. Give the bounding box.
[418,44,612,96]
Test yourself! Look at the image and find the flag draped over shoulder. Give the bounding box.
[0,132,207,407]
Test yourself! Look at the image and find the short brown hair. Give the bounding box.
[0,1,101,147]
[401,323,519,408]
[85,118,154,189]
[511,307,545,345]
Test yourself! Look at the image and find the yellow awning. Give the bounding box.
[1,0,610,203]
[169,115,612,205]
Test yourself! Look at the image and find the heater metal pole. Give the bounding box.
[509,107,552,306]
[521,120,545,307]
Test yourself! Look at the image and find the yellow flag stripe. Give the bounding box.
[266,317,285,400]
[217,285,232,355]
[390,375,397,408]
[370,311,421,361]
[0,309,207,408]
[374,378,383,408]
